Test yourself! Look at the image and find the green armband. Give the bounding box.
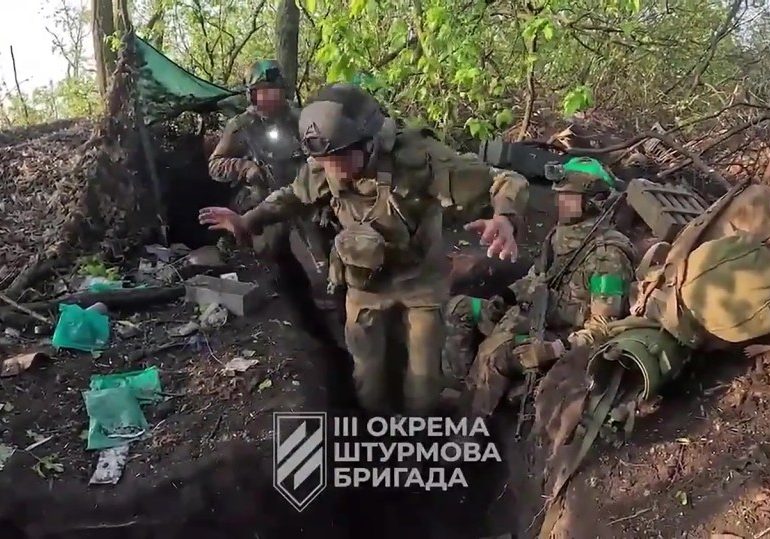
[470,297,482,324]
[589,274,625,297]
[515,334,529,344]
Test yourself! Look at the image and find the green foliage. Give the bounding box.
[562,86,594,117]
[78,257,120,281]
[2,0,770,148]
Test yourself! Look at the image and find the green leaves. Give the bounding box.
[303,0,317,13]
[349,0,367,17]
[562,86,594,117]
[495,109,514,128]
[522,17,555,43]
[465,117,493,140]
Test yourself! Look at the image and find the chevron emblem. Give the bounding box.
[273,412,327,512]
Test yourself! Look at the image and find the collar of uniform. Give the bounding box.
[246,100,291,121]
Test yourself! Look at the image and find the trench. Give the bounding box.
[0,138,520,538]
[154,137,519,537]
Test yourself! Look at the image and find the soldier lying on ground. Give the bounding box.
[443,157,636,417]
[208,60,342,326]
[199,83,530,416]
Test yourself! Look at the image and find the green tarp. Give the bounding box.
[133,34,241,124]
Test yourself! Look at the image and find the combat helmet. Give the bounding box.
[244,60,285,88]
[299,83,387,157]
[545,156,617,196]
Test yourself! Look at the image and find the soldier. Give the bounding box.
[199,83,529,415]
[207,60,339,339]
[444,157,637,416]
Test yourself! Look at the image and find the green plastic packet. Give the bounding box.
[88,279,124,293]
[51,304,110,352]
[90,367,163,403]
[83,387,149,450]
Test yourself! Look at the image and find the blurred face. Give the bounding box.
[248,85,285,116]
[556,192,583,223]
[315,149,367,182]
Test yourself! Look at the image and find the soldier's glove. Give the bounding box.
[515,338,567,370]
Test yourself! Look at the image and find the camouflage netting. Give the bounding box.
[0,33,239,301]
[0,38,163,300]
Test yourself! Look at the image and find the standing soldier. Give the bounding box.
[444,157,637,416]
[207,60,338,338]
[199,83,529,415]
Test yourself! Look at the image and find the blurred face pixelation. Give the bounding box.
[557,192,583,222]
[316,149,366,181]
[249,86,284,116]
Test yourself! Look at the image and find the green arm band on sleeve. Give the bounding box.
[589,274,626,296]
[515,334,530,344]
[470,297,482,324]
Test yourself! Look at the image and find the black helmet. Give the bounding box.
[298,83,386,157]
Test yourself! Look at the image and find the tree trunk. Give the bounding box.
[92,0,116,97]
[114,0,131,35]
[275,0,300,101]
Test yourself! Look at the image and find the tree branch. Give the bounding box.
[9,46,30,126]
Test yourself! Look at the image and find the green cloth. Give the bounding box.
[563,157,616,189]
[515,334,530,344]
[88,279,123,293]
[83,387,149,450]
[51,304,110,352]
[133,33,239,124]
[470,297,482,324]
[589,273,626,296]
[90,367,163,403]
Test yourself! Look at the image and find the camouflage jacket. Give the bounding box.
[511,217,636,330]
[208,102,304,190]
[241,127,530,292]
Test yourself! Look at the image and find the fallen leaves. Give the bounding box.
[0,351,49,377]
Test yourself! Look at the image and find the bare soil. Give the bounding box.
[1,122,769,539]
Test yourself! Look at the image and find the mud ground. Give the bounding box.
[2,120,769,538]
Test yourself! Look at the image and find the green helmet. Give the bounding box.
[298,83,387,157]
[244,60,284,88]
[545,157,617,195]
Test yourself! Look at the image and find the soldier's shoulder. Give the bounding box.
[227,111,259,131]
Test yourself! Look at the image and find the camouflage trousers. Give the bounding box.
[345,278,448,415]
[443,294,540,417]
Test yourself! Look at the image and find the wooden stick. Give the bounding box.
[0,292,52,325]
[607,507,652,526]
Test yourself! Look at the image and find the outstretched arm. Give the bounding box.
[241,161,332,234]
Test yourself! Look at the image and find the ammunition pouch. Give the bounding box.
[334,222,386,290]
[587,327,690,401]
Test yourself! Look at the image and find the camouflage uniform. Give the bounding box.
[208,60,338,341]
[208,60,333,262]
[240,84,529,415]
[444,158,636,416]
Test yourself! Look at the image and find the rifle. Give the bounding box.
[514,190,627,439]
